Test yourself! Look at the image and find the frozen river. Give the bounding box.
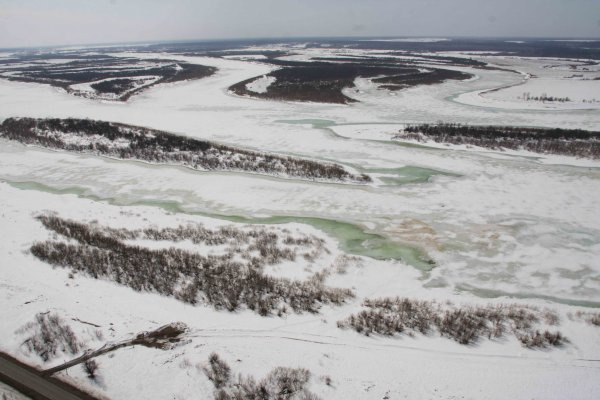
[1,52,599,306]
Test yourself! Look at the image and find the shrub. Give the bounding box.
[587,313,600,326]
[83,359,99,380]
[204,353,320,400]
[17,313,80,362]
[30,215,354,316]
[204,353,231,389]
[517,330,566,348]
[338,298,567,349]
[572,311,600,326]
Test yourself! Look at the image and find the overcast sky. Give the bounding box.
[0,0,599,48]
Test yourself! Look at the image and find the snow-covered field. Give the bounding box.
[454,56,600,110]
[245,75,277,93]
[1,44,599,400]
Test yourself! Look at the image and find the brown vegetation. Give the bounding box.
[204,353,320,400]
[16,313,80,362]
[337,297,567,349]
[396,123,600,159]
[83,359,99,380]
[0,117,370,183]
[570,310,600,326]
[30,215,354,316]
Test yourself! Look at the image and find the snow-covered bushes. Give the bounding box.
[337,297,567,349]
[585,313,600,326]
[0,117,370,183]
[203,353,320,400]
[570,310,600,326]
[83,359,99,380]
[517,330,566,348]
[16,313,80,362]
[204,353,231,389]
[30,215,354,316]
[397,123,600,159]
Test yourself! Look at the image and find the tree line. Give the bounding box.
[0,117,371,183]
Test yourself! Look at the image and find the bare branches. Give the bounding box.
[338,297,567,349]
[83,359,99,380]
[396,123,600,159]
[0,117,371,183]
[16,313,81,362]
[30,215,354,316]
[203,353,320,400]
[204,353,231,389]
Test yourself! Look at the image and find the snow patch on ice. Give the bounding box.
[245,75,276,94]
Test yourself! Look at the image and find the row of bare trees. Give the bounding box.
[31,215,353,316]
[0,117,370,182]
[398,123,600,159]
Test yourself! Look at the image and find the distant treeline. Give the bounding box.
[0,117,370,183]
[133,37,600,61]
[396,123,600,159]
[373,68,471,91]
[520,92,571,102]
[230,61,472,104]
[310,54,487,68]
[0,53,216,101]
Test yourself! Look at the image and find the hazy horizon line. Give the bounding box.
[2,34,600,52]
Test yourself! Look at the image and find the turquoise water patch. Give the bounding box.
[209,214,435,271]
[366,166,460,186]
[456,284,600,308]
[275,119,336,129]
[5,180,435,271]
